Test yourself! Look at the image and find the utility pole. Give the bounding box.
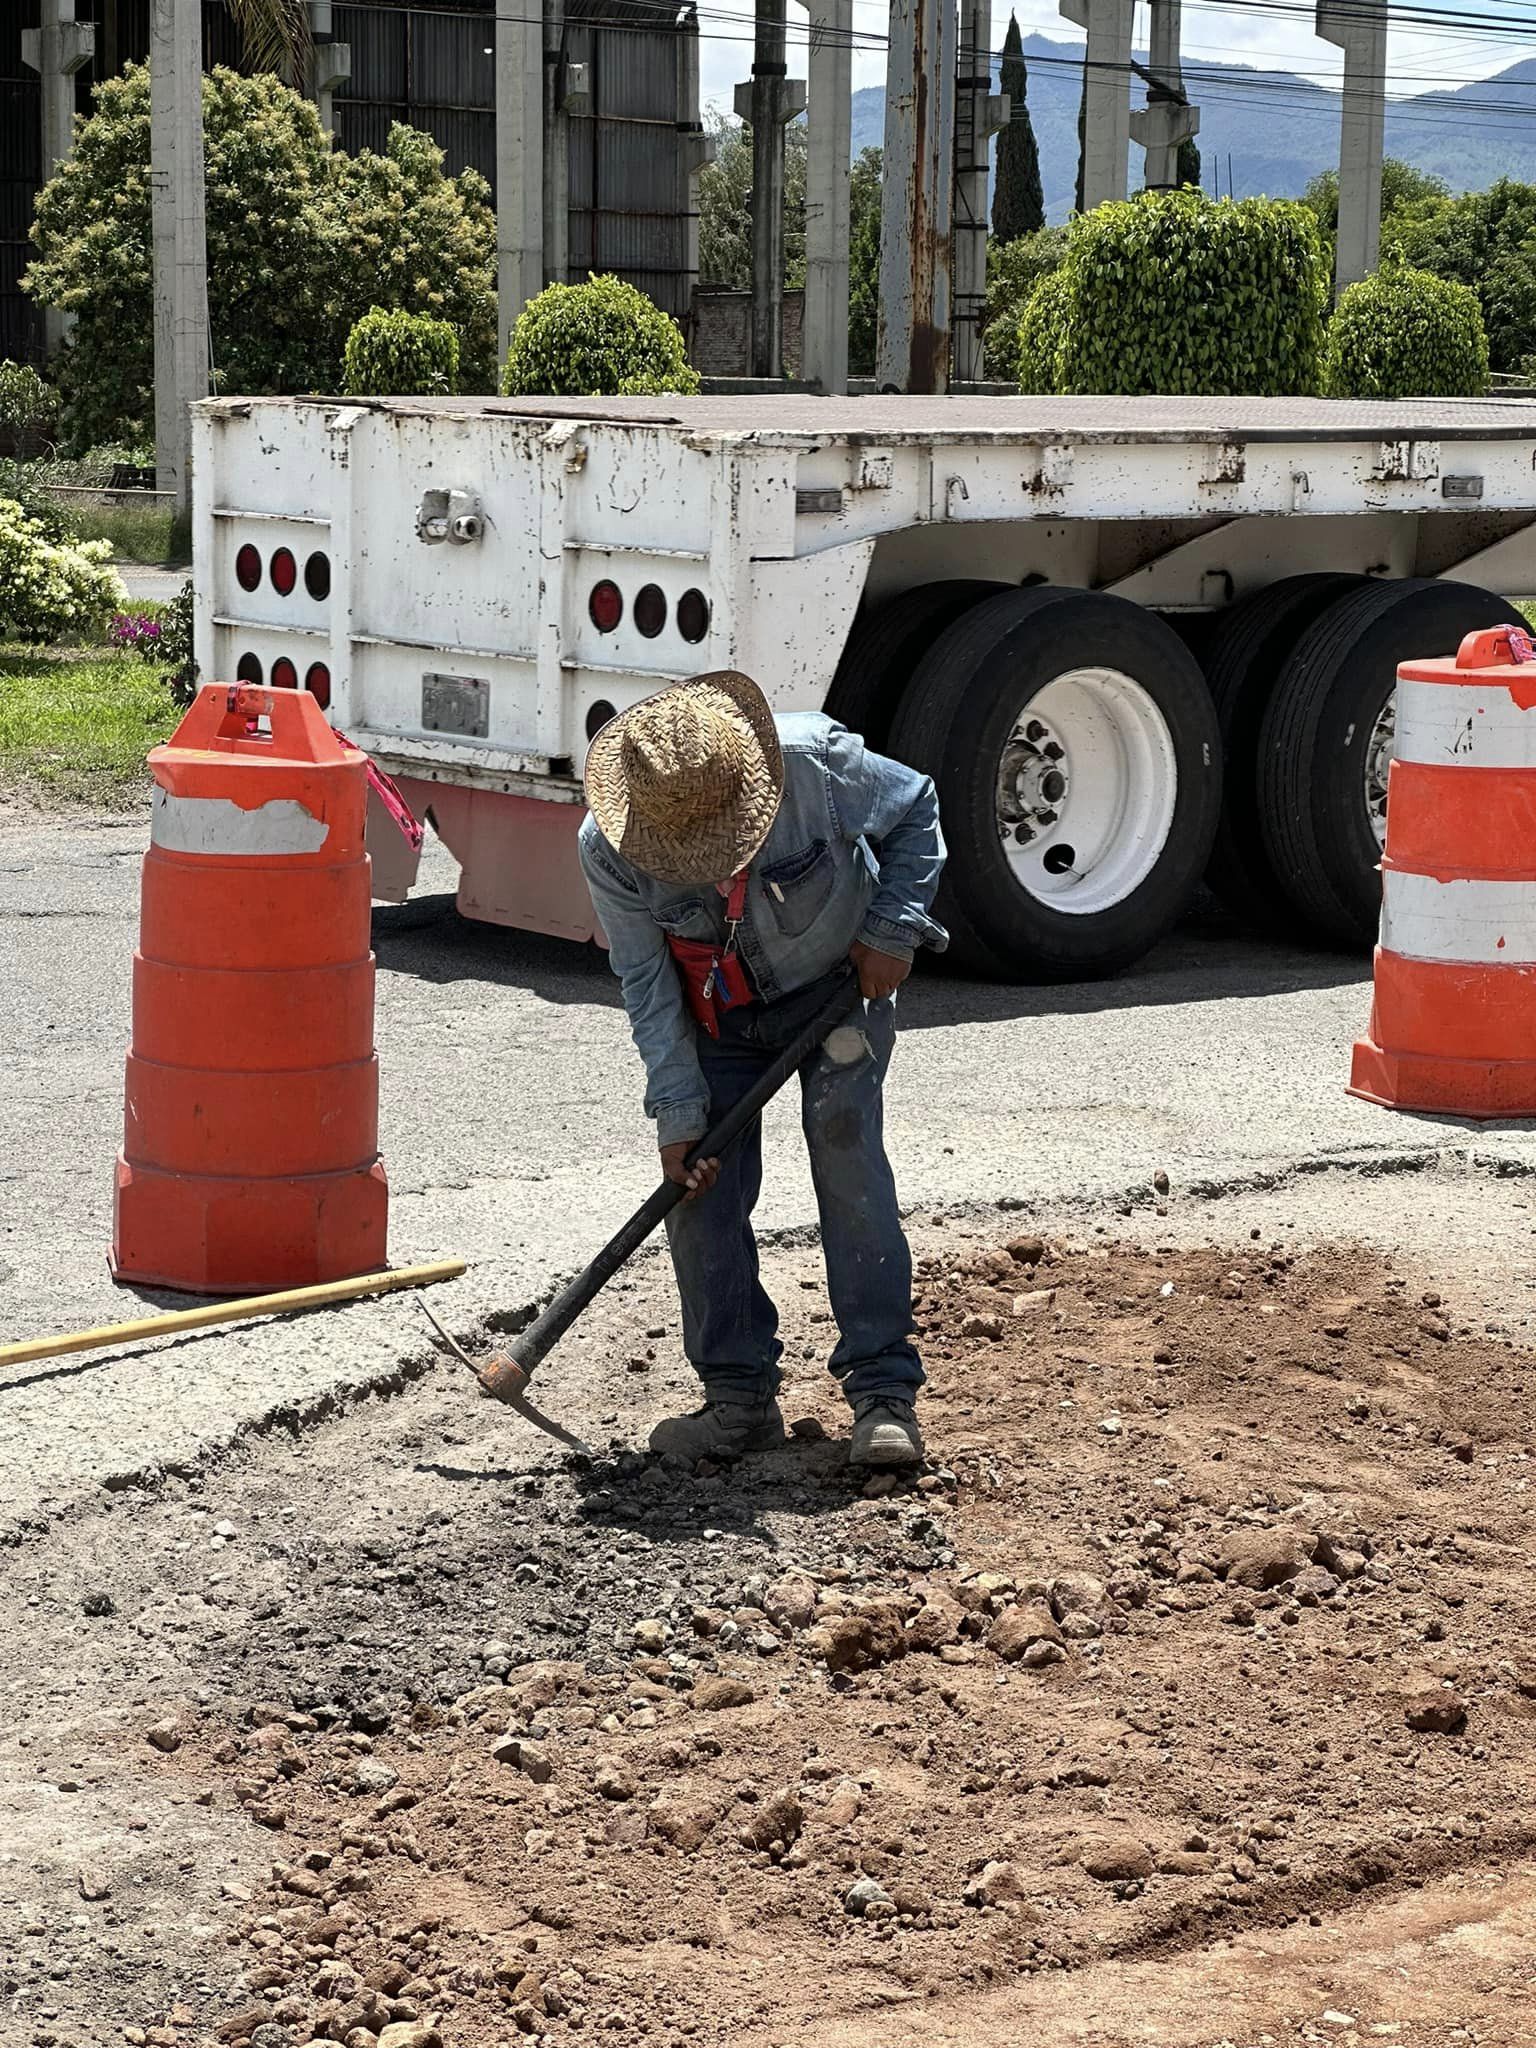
[306,1,352,136]
[1130,0,1197,191]
[877,0,958,392]
[1318,0,1387,296]
[735,0,805,380]
[150,0,209,528]
[1060,0,1132,210]
[803,0,853,394]
[952,0,1009,385]
[496,0,546,363]
[20,0,96,353]
[676,5,715,324]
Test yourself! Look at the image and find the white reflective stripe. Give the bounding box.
[1396,676,1536,770]
[1382,869,1536,965]
[151,787,327,856]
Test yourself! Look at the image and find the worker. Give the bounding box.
[579,670,947,1471]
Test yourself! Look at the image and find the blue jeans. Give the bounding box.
[663,974,925,1408]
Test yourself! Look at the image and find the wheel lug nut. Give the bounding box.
[1025,720,1046,743]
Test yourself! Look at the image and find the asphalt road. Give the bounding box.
[5,812,1536,1527]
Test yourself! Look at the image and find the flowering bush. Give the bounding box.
[109,610,163,655]
[24,66,496,449]
[0,496,127,643]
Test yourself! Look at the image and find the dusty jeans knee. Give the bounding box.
[663,976,923,1407]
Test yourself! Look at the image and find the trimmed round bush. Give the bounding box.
[0,496,127,643]
[1015,268,1072,394]
[344,307,460,396]
[500,276,700,398]
[1323,266,1489,400]
[1056,190,1329,397]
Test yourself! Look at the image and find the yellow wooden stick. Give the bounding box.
[0,1259,467,1370]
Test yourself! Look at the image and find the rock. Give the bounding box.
[1290,1566,1341,1606]
[77,1867,111,1900]
[844,1876,894,1918]
[961,1313,1003,1342]
[1011,1288,1057,1317]
[492,1737,553,1783]
[806,1603,908,1674]
[1156,1850,1216,1876]
[790,1415,828,1441]
[1071,1829,1153,1882]
[964,1860,1032,1910]
[376,2028,441,2048]
[1214,1526,1318,1591]
[819,1776,863,1827]
[987,1602,1064,1663]
[350,1697,392,1736]
[693,1674,755,1711]
[594,1763,637,1801]
[631,1619,668,1654]
[648,1779,732,1853]
[1007,1235,1046,1266]
[906,1592,968,1655]
[1050,1571,1109,1619]
[1404,1686,1467,1734]
[764,1576,818,1630]
[1419,1315,1451,1343]
[345,1758,399,1797]
[740,1787,804,1851]
[81,1590,114,1616]
[1153,1169,1170,1195]
[146,1720,182,1754]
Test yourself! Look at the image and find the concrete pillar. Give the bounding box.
[675,6,715,327]
[306,2,352,136]
[497,0,546,363]
[150,0,209,525]
[952,0,1009,384]
[803,0,853,395]
[20,0,96,353]
[1130,0,1197,192]
[1061,0,1132,210]
[1318,0,1386,297]
[734,0,806,380]
[876,0,958,393]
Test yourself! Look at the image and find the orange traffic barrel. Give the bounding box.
[1350,622,1536,1119]
[112,682,388,1292]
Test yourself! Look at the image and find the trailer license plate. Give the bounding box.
[422,672,489,738]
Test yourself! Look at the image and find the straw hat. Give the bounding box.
[585,671,784,884]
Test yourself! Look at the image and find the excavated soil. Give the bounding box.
[6,1219,1536,2048]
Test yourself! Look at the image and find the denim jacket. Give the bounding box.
[579,713,948,1147]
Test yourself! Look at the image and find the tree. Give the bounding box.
[1075,70,1087,214]
[24,65,495,450]
[982,225,1067,379]
[1301,158,1449,242]
[224,0,310,90]
[697,112,807,293]
[1391,180,1536,375]
[993,14,1044,242]
[1177,136,1201,191]
[847,146,882,378]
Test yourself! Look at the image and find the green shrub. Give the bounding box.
[24,65,495,449]
[985,228,1068,381]
[1323,266,1489,400]
[0,361,59,443]
[500,276,700,398]
[1015,269,1072,394]
[0,496,127,643]
[343,307,460,396]
[1389,180,1536,375]
[1055,190,1329,397]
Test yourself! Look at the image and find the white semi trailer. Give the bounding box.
[192,392,1536,981]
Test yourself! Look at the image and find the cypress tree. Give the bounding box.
[993,14,1045,242]
[1075,67,1087,214]
[1177,135,1202,190]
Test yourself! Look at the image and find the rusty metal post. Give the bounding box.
[735,0,806,380]
[876,0,958,393]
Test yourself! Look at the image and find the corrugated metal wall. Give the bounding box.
[2,0,696,362]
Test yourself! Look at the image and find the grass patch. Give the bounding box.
[63,500,178,565]
[0,644,180,808]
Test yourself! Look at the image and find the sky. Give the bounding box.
[696,0,1536,117]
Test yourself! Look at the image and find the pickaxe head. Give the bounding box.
[414,1297,594,1457]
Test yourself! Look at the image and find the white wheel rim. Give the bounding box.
[995,667,1179,915]
[1364,691,1395,853]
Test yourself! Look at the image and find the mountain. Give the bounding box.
[847,35,1536,222]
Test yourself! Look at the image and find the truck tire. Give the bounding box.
[888,587,1223,981]
[1201,573,1365,934]
[1256,578,1527,947]
[824,579,1007,750]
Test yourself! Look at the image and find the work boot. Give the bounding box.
[649,1396,786,1463]
[849,1396,924,1469]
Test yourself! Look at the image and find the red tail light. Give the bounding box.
[235,544,262,593]
[677,588,711,644]
[589,580,623,633]
[270,547,297,597]
[236,651,263,684]
[304,551,331,601]
[634,584,667,639]
[305,663,332,709]
[271,656,298,690]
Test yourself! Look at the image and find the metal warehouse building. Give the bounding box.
[3,0,706,366]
